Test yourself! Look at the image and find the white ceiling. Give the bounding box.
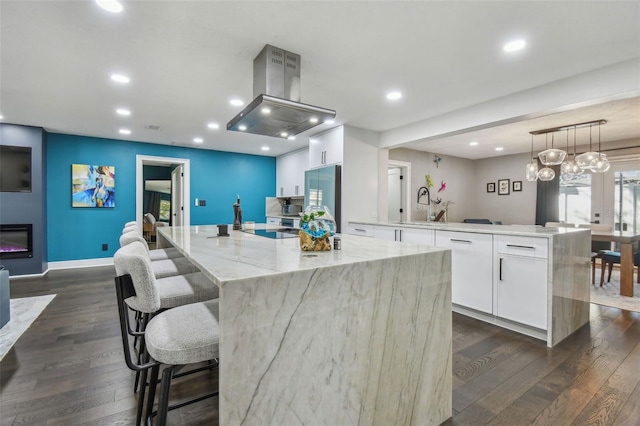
[1,1,639,158]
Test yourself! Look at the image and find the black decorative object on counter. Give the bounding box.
[233,195,242,230]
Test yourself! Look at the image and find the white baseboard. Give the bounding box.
[47,257,114,271]
[7,258,114,279]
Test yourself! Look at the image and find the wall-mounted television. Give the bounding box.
[0,145,32,192]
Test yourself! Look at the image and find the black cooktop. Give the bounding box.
[244,227,299,239]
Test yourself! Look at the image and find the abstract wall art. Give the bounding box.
[71,164,115,207]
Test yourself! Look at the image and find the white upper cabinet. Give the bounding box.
[276,148,308,197]
[309,126,343,168]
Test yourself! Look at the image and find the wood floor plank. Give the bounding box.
[613,380,640,425]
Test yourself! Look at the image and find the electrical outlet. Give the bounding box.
[102,243,108,251]
[199,199,206,206]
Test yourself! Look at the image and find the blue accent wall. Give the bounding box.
[47,133,275,261]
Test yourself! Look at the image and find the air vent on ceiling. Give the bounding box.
[145,124,162,131]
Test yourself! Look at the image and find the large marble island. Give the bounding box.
[158,225,452,426]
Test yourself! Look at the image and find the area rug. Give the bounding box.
[590,270,640,313]
[0,294,55,361]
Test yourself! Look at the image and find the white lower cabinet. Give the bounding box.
[266,217,281,226]
[495,236,548,330]
[373,225,398,241]
[348,223,374,237]
[373,225,434,245]
[435,231,493,314]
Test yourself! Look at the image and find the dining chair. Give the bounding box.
[600,251,640,286]
[577,223,613,285]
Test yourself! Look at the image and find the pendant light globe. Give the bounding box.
[525,162,539,181]
[538,167,555,181]
[561,160,583,176]
[590,153,610,172]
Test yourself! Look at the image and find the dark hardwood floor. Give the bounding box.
[1,266,640,425]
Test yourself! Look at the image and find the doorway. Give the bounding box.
[387,160,411,223]
[136,155,190,230]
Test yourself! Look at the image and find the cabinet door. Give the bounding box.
[496,255,548,330]
[400,227,435,245]
[276,150,308,197]
[323,127,343,165]
[289,149,308,196]
[348,223,374,237]
[309,127,343,168]
[266,217,281,226]
[436,231,493,313]
[373,225,398,241]
[308,138,325,168]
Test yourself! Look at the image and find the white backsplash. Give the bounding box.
[265,197,305,217]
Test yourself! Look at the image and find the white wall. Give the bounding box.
[388,148,475,223]
[342,125,380,232]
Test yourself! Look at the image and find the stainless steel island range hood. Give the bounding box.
[227,45,336,139]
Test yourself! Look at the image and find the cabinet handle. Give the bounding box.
[354,228,366,232]
[280,187,284,196]
[295,185,299,195]
[395,229,398,241]
[499,258,503,281]
[506,244,535,250]
[399,229,403,241]
[450,239,471,243]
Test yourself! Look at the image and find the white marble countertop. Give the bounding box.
[158,224,448,286]
[350,220,589,238]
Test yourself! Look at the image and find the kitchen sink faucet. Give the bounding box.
[417,186,432,222]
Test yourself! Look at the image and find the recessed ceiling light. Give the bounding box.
[469,141,479,146]
[116,108,131,116]
[261,107,271,114]
[119,129,131,135]
[280,132,288,138]
[261,146,270,151]
[495,147,504,151]
[503,39,526,52]
[287,136,296,141]
[193,137,203,143]
[309,117,318,124]
[207,122,220,129]
[324,119,335,125]
[386,91,402,101]
[95,0,123,13]
[230,99,244,107]
[238,125,247,131]
[111,73,130,83]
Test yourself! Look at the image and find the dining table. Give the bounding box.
[591,230,640,297]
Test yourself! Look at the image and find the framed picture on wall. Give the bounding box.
[71,164,116,207]
[498,179,510,195]
[487,182,495,193]
[513,180,522,192]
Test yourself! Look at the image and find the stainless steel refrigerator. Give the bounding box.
[304,165,342,233]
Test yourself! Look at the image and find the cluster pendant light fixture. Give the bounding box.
[525,119,608,182]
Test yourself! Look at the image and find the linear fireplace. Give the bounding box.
[0,224,33,259]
